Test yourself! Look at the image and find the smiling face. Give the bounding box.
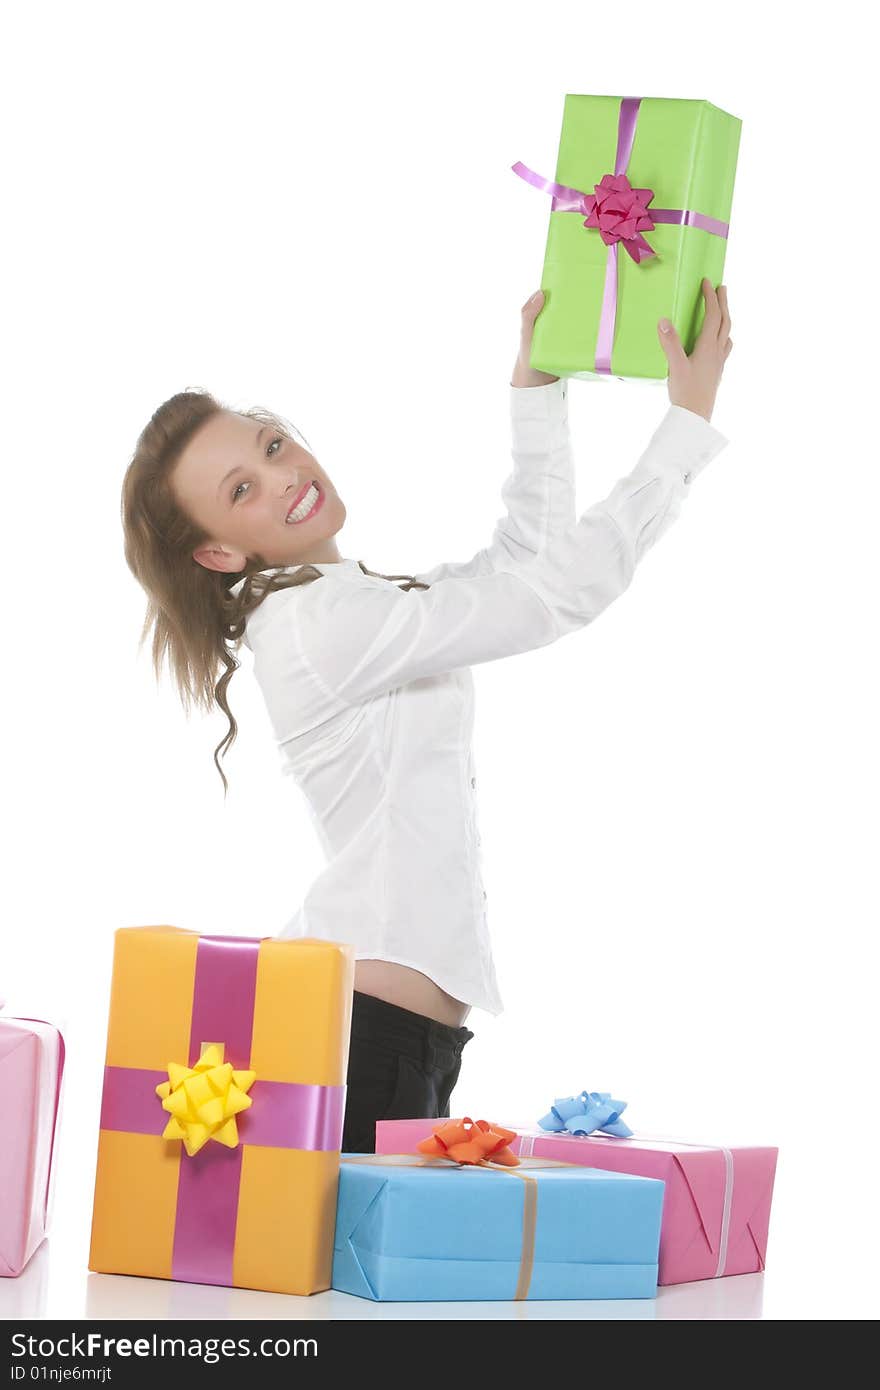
[170,410,346,575]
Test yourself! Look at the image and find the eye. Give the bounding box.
[230,435,283,503]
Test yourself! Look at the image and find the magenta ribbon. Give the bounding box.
[512,96,730,375]
[98,934,347,1287]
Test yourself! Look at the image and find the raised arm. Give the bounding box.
[286,402,729,707]
[412,291,573,584]
[412,376,576,585]
[279,281,735,707]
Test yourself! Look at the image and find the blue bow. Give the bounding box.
[538,1090,633,1138]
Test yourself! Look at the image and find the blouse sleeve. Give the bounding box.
[411,378,576,584]
[290,403,730,707]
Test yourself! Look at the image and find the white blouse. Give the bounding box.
[229,378,729,1015]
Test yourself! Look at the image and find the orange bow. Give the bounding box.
[416,1116,521,1166]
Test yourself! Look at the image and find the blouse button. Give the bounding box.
[470,776,476,789]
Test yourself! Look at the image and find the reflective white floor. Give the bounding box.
[2,1200,871,1321]
[3,1243,767,1321]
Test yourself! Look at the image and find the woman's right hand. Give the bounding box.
[657,279,732,423]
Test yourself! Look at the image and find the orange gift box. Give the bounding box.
[88,927,354,1294]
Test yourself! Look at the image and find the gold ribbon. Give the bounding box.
[341,1153,575,1300]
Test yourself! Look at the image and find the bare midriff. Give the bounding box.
[354,959,471,1029]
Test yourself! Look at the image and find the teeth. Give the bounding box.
[286,483,319,523]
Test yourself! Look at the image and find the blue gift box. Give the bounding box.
[331,1154,665,1301]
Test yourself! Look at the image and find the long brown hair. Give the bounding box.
[120,388,429,797]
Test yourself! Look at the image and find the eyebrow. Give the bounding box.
[216,426,267,500]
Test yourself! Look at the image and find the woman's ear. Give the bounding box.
[192,544,248,575]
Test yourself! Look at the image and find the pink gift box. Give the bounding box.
[374,1118,778,1287]
[0,1014,65,1278]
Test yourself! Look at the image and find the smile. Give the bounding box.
[286,481,323,524]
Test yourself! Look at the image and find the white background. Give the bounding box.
[2,0,877,1323]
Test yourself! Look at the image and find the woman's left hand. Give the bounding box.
[511,290,560,388]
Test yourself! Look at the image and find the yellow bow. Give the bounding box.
[155,1042,256,1157]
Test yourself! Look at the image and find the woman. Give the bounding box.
[121,281,732,1151]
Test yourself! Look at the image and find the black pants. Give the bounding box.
[341,990,475,1153]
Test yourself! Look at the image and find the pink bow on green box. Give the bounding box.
[512,95,742,382]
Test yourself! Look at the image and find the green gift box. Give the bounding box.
[514,95,742,382]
